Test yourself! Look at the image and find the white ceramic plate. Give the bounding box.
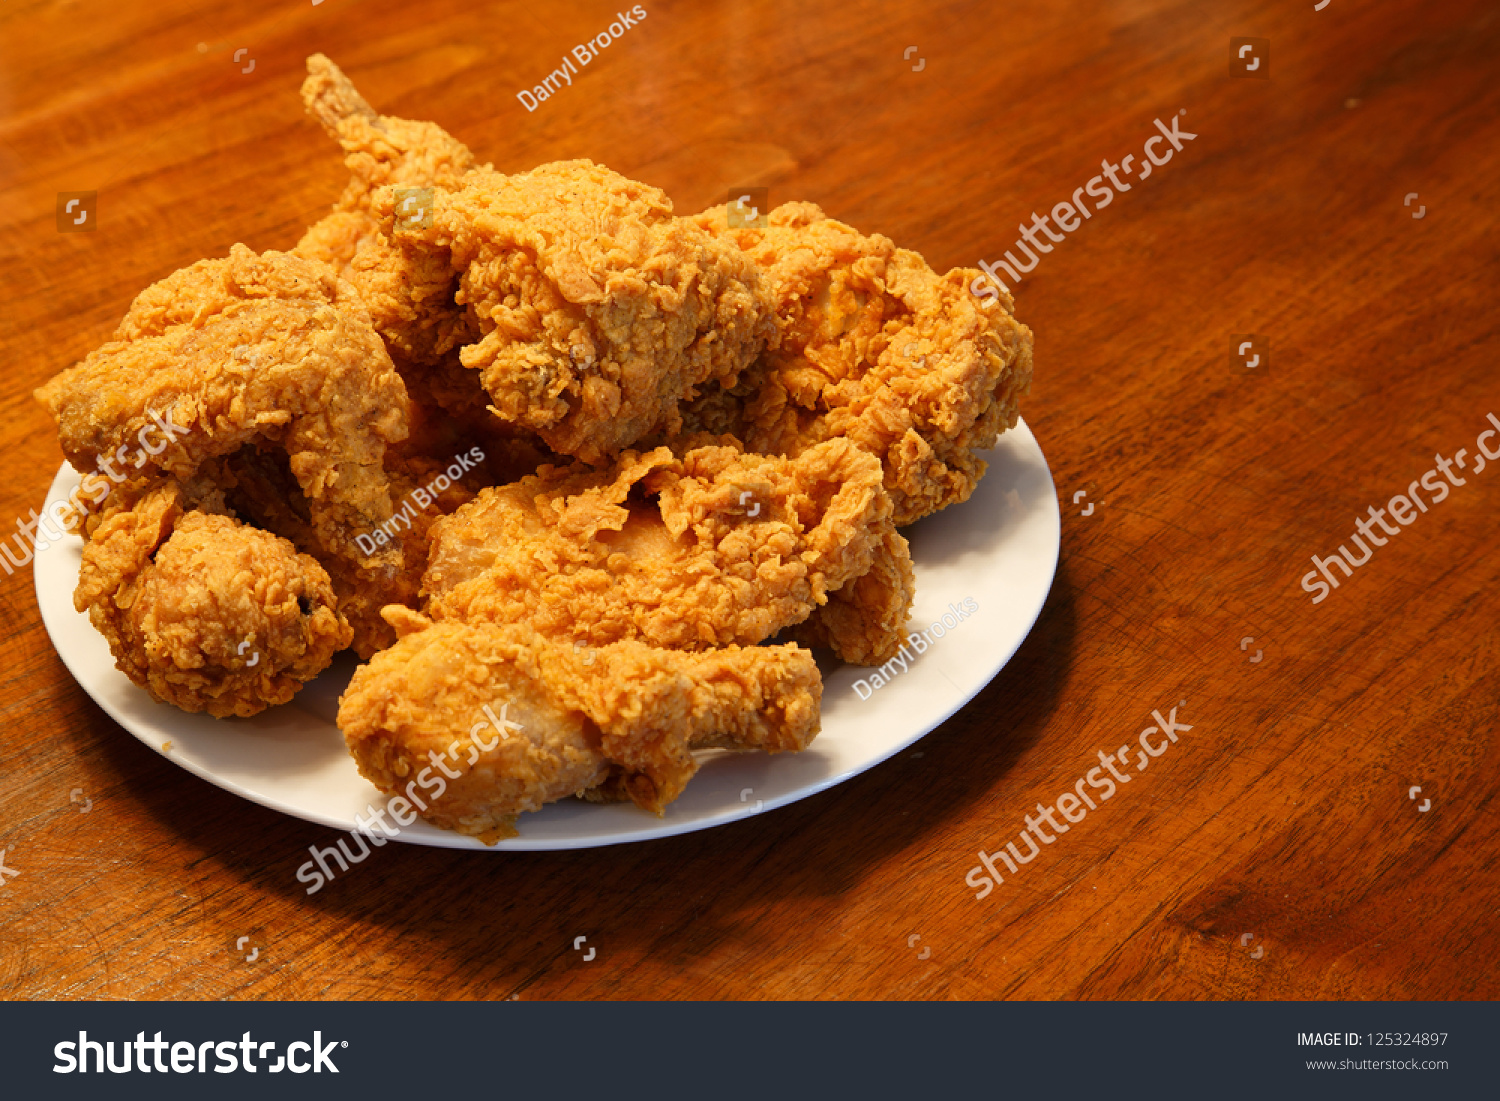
[35,419,1059,850]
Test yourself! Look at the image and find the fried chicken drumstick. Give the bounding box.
[339,609,820,841]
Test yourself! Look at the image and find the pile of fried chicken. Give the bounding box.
[36,56,1033,841]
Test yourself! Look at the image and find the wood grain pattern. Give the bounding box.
[2,0,1497,1000]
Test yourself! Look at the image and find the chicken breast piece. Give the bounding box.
[377,160,777,462]
[421,437,913,664]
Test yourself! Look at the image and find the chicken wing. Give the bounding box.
[293,53,480,273]
[293,54,482,373]
[35,244,411,571]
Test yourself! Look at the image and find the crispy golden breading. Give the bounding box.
[785,524,916,665]
[292,210,373,279]
[377,160,776,462]
[422,437,912,664]
[339,610,820,841]
[36,245,411,571]
[293,55,481,369]
[217,437,489,659]
[347,239,480,369]
[386,350,492,424]
[293,54,480,274]
[679,201,1034,524]
[75,480,350,718]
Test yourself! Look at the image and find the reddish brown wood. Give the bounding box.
[1,0,1497,1000]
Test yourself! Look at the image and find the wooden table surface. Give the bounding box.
[2,0,1497,1002]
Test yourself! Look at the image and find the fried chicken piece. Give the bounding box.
[217,432,489,658]
[75,479,350,717]
[293,53,480,273]
[784,524,916,665]
[338,609,820,841]
[423,437,913,664]
[679,201,1035,525]
[378,160,776,462]
[35,245,411,571]
[346,229,481,370]
[384,347,562,468]
[293,55,481,369]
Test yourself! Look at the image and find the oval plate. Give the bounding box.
[35,419,1059,849]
